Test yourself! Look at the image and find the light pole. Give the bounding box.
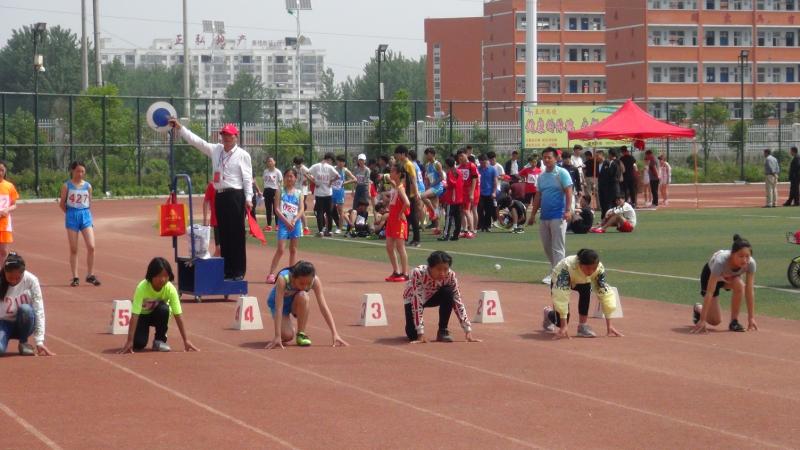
[376,44,388,154]
[739,49,749,181]
[202,20,224,126]
[32,22,46,198]
[286,0,312,124]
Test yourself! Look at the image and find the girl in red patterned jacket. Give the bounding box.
[403,251,481,343]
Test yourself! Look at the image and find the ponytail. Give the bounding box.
[0,252,26,299]
[731,234,753,255]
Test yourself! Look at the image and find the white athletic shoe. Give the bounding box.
[542,306,556,332]
[333,227,341,235]
[577,324,597,338]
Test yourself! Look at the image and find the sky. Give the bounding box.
[0,0,484,83]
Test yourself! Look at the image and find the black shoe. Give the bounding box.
[70,277,79,287]
[407,241,421,248]
[729,319,745,332]
[437,236,449,241]
[449,236,459,241]
[436,329,454,343]
[85,275,101,286]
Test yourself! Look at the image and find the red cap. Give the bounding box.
[219,124,239,136]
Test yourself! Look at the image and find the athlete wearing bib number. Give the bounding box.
[266,169,305,285]
[0,161,19,264]
[59,162,101,287]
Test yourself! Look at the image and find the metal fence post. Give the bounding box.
[413,101,418,152]
[238,98,243,135]
[34,92,40,197]
[273,99,278,166]
[665,101,670,161]
[703,102,709,177]
[344,101,349,159]
[102,96,108,194]
[205,98,210,183]
[484,101,490,152]
[448,100,454,152]
[308,100,313,162]
[69,95,74,165]
[136,97,142,186]
[778,102,783,154]
[1,94,5,162]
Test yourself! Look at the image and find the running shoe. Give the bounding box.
[436,329,454,342]
[18,342,35,356]
[541,275,552,285]
[152,340,172,352]
[70,277,79,287]
[512,227,525,234]
[86,275,101,286]
[303,227,312,236]
[542,306,556,332]
[692,303,702,324]
[577,324,597,338]
[263,225,273,232]
[385,272,401,282]
[296,332,312,346]
[729,319,745,332]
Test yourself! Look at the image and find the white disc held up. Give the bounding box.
[146,101,177,132]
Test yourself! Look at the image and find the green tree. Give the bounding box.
[690,98,730,126]
[0,25,87,94]
[3,108,38,171]
[264,123,310,168]
[752,101,776,124]
[222,72,272,124]
[104,59,195,99]
[383,89,411,144]
[316,67,343,122]
[338,51,426,122]
[668,104,687,123]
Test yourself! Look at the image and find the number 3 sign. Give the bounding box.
[358,293,388,327]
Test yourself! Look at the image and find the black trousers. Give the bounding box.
[442,203,462,238]
[622,177,637,206]
[598,186,613,218]
[650,179,660,206]
[406,197,421,242]
[215,189,247,278]
[547,283,591,327]
[788,180,800,205]
[478,195,496,230]
[264,188,277,225]
[133,303,170,350]
[314,195,333,232]
[404,285,455,340]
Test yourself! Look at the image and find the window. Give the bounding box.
[581,18,590,30]
[706,30,716,45]
[516,78,526,94]
[569,18,577,30]
[788,66,795,82]
[706,66,716,82]
[569,79,578,93]
[650,30,664,45]
[720,67,730,82]
[516,12,527,30]
[719,30,730,46]
[788,31,796,46]
[652,66,663,82]
[516,45,526,61]
[569,48,578,61]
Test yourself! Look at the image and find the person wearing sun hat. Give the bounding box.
[169,119,253,280]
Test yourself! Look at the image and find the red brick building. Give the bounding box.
[425,0,800,121]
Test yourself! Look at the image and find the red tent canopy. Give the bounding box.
[567,99,696,141]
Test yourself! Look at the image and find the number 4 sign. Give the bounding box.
[108,299,132,334]
[473,291,504,324]
[232,296,263,330]
[358,293,388,327]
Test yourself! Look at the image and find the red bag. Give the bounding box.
[159,192,187,237]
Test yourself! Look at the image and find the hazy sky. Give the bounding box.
[0,0,484,83]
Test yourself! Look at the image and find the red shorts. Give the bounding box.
[385,216,408,240]
[617,221,634,233]
[473,191,480,204]
[369,183,377,198]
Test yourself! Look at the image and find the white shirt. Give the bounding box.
[262,168,283,190]
[1,271,46,345]
[509,159,519,176]
[493,162,505,177]
[571,154,585,169]
[607,202,637,227]
[308,162,340,197]
[179,127,254,201]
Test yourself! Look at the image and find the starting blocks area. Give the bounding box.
[232,296,264,330]
[473,290,504,323]
[359,293,388,326]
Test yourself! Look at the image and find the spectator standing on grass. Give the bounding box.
[764,149,780,208]
[170,119,252,281]
[784,146,800,206]
[691,235,758,334]
[657,154,672,206]
[352,154,372,210]
[293,156,312,236]
[261,157,282,232]
[618,146,638,207]
[561,151,582,211]
[306,153,340,236]
[505,150,520,178]
[582,150,597,198]
[456,149,478,239]
[477,154,498,232]
[527,147,574,285]
[438,157,464,242]
[266,168,304,284]
[644,150,660,207]
[596,150,619,218]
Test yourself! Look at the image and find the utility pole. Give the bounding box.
[81,0,89,91]
[182,0,191,117]
[93,0,102,86]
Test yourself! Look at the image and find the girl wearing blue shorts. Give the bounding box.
[331,155,356,234]
[264,261,348,349]
[422,148,446,233]
[59,161,100,287]
[266,169,304,284]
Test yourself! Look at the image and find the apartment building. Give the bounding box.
[100,36,326,125]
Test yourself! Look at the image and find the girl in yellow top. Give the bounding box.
[542,249,623,339]
[0,161,19,263]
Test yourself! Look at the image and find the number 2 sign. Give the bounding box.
[473,291,504,324]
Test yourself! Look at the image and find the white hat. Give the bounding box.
[357,153,367,161]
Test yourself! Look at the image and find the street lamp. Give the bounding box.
[286,0,312,124]
[32,22,46,198]
[739,49,749,181]
[376,44,388,153]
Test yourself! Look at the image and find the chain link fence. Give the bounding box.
[1,93,798,197]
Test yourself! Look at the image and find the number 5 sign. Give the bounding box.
[108,299,132,334]
[232,296,263,330]
[358,293,388,327]
[473,291,504,323]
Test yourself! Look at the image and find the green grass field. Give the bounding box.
[253,207,800,320]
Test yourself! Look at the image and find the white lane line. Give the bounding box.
[189,334,541,450]
[48,335,298,450]
[0,401,63,450]
[321,327,787,449]
[324,238,799,295]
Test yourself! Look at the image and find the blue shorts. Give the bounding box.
[429,184,445,197]
[277,221,303,240]
[332,188,345,205]
[267,290,297,316]
[65,208,93,231]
